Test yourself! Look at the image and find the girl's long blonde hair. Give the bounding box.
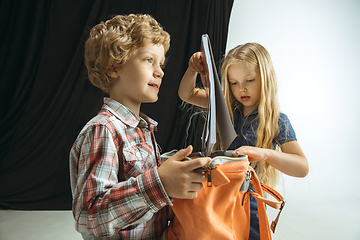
[221,43,280,186]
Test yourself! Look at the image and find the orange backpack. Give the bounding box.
[161,150,285,240]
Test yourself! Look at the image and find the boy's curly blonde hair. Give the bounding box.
[84,14,170,93]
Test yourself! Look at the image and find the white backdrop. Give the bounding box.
[226,0,360,239]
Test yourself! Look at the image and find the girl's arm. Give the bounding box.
[233,141,309,178]
[178,52,209,108]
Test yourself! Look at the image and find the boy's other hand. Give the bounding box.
[158,145,210,199]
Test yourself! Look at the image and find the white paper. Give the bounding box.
[200,34,237,156]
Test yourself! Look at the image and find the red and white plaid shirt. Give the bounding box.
[70,98,172,239]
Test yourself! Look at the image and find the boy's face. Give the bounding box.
[109,41,165,115]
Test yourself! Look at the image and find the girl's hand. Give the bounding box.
[233,146,270,163]
[233,142,309,178]
[189,52,205,75]
[178,51,209,108]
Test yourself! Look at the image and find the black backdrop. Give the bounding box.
[0,0,234,210]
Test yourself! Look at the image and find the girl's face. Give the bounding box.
[228,62,261,116]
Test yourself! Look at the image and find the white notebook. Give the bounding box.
[200,34,237,157]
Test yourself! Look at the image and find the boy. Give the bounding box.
[69,14,210,239]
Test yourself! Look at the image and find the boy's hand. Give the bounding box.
[158,145,211,199]
[189,52,205,75]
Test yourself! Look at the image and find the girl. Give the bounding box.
[178,42,309,239]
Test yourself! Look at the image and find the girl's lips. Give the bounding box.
[241,96,250,101]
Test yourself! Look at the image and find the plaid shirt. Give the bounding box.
[70,98,172,239]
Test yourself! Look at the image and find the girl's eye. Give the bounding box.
[246,79,254,82]
[145,58,152,63]
[230,81,237,85]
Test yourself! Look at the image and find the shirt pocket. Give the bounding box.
[244,131,257,146]
[122,142,156,177]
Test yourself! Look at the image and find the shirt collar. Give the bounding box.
[101,97,158,131]
[237,107,258,118]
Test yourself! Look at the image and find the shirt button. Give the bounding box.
[136,152,141,158]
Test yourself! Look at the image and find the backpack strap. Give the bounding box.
[260,182,285,233]
[248,169,285,233]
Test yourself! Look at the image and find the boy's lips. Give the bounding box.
[148,83,160,90]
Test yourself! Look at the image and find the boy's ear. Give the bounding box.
[107,69,120,79]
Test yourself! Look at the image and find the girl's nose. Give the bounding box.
[239,83,246,92]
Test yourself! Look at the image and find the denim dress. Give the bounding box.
[228,109,297,240]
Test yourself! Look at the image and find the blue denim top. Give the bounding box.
[228,108,297,150]
[228,108,297,239]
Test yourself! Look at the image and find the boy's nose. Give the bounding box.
[155,67,164,78]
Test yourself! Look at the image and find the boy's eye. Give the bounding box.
[246,79,254,82]
[145,58,152,63]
